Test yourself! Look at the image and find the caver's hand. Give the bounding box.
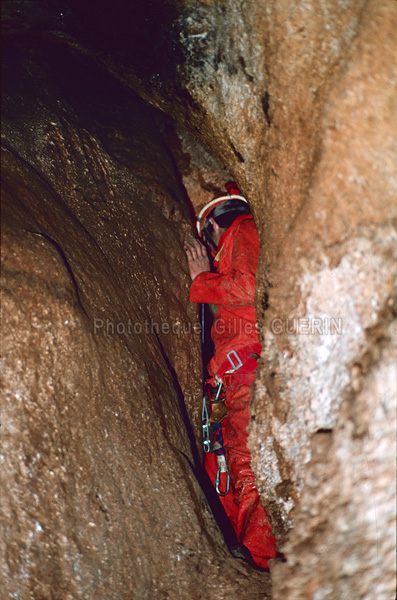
[184,236,210,281]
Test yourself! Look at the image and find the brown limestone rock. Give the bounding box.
[159,118,233,214]
[247,5,397,599]
[2,0,397,598]
[1,30,269,600]
[101,1,396,597]
[269,318,397,599]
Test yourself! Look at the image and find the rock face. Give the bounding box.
[119,2,397,598]
[1,22,269,600]
[2,1,396,599]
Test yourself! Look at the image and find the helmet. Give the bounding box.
[196,183,248,237]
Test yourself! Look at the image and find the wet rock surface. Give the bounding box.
[120,2,397,597]
[2,1,397,599]
[1,24,269,600]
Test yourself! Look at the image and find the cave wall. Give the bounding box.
[2,1,396,599]
[60,0,397,598]
[127,4,397,598]
[1,28,269,600]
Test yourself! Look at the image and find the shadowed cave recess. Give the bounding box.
[1,1,396,599]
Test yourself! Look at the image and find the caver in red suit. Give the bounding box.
[189,212,276,569]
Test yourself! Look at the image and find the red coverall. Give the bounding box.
[190,213,276,568]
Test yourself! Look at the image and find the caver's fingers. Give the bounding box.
[184,236,206,260]
[196,239,208,258]
[183,236,210,280]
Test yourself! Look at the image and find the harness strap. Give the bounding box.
[216,342,261,388]
[223,370,256,388]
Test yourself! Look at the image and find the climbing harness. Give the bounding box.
[201,346,261,498]
[211,344,262,496]
[216,342,261,389]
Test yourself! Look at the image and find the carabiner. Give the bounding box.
[215,467,230,496]
[213,379,224,403]
[202,395,214,453]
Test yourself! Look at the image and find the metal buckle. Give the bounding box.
[226,349,243,371]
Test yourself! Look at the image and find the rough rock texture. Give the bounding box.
[2,1,397,599]
[160,119,233,214]
[1,26,269,600]
[265,316,397,599]
[109,2,396,597]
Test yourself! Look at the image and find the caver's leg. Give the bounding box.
[223,384,276,569]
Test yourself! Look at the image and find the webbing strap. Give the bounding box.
[213,423,225,456]
[216,342,261,384]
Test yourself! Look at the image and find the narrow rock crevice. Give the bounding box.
[2,2,396,599]
[1,13,271,599]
